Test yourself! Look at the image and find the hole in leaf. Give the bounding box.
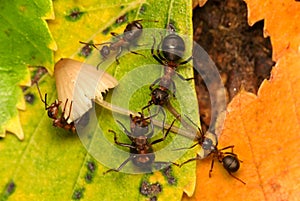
[193,0,274,129]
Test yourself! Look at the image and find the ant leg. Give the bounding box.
[170,79,176,97]
[96,60,105,70]
[219,145,235,152]
[222,152,238,157]
[151,119,176,145]
[179,156,199,167]
[126,45,146,58]
[114,47,123,65]
[79,41,100,50]
[44,94,48,110]
[103,155,134,174]
[142,101,153,115]
[228,172,246,185]
[116,120,132,138]
[129,50,146,57]
[179,56,193,65]
[61,99,69,117]
[65,101,73,122]
[108,129,135,149]
[110,32,120,38]
[173,143,198,151]
[176,72,194,82]
[160,107,166,133]
[156,33,166,62]
[153,161,173,170]
[184,114,204,138]
[209,158,215,177]
[151,36,164,65]
[146,108,155,138]
[150,78,161,90]
[35,82,48,109]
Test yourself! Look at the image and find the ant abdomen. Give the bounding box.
[162,34,186,62]
[222,155,240,173]
[123,20,143,42]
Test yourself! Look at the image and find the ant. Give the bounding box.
[104,112,176,174]
[150,33,193,97]
[174,116,245,184]
[80,20,146,66]
[142,34,193,127]
[36,83,76,133]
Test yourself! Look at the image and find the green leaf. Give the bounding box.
[1,0,198,200]
[0,0,55,139]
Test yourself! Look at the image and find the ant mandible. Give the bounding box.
[104,112,176,174]
[80,20,145,66]
[36,83,76,133]
[174,116,245,184]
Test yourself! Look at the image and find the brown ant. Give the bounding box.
[36,83,76,133]
[142,34,194,128]
[80,20,146,66]
[150,33,193,97]
[104,112,176,174]
[174,116,245,184]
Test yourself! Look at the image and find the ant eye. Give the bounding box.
[48,110,56,119]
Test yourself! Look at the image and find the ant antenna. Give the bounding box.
[35,82,48,109]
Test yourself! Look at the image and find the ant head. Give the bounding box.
[151,88,169,105]
[47,102,59,119]
[130,114,151,137]
[162,34,185,62]
[123,20,143,42]
[222,155,240,173]
[202,137,215,152]
[100,45,110,58]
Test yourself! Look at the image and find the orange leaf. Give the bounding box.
[244,0,300,60]
[184,50,300,200]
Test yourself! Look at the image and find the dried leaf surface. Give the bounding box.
[244,0,300,60]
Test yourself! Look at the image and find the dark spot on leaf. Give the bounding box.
[72,188,85,200]
[150,196,158,201]
[102,27,111,35]
[25,93,35,104]
[140,181,162,198]
[86,160,96,173]
[139,5,146,14]
[84,173,93,183]
[1,180,16,199]
[79,43,93,58]
[120,5,125,9]
[65,8,85,22]
[6,181,15,194]
[161,166,177,185]
[116,14,127,24]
